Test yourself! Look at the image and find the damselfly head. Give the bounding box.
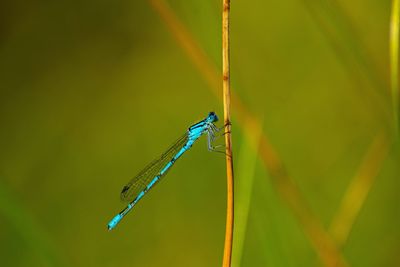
[207,111,218,123]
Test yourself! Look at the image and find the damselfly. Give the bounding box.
[108,112,220,230]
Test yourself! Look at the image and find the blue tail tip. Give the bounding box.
[108,214,122,231]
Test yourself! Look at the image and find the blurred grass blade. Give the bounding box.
[330,132,390,246]
[148,1,348,266]
[258,133,348,267]
[300,0,391,122]
[232,122,263,267]
[390,0,400,135]
[0,180,64,267]
[147,0,221,95]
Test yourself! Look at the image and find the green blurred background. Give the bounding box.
[0,0,399,266]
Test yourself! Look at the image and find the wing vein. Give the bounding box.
[120,132,189,202]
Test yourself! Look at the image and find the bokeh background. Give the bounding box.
[0,0,399,266]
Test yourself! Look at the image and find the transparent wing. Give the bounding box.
[120,133,189,202]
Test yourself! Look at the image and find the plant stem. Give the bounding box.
[222,0,234,267]
[390,0,399,135]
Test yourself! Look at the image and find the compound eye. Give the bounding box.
[208,111,218,122]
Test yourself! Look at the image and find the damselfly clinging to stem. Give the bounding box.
[108,112,221,230]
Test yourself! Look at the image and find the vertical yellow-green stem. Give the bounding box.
[390,0,399,135]
[232,122,263,267]
[222,0,234,266]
